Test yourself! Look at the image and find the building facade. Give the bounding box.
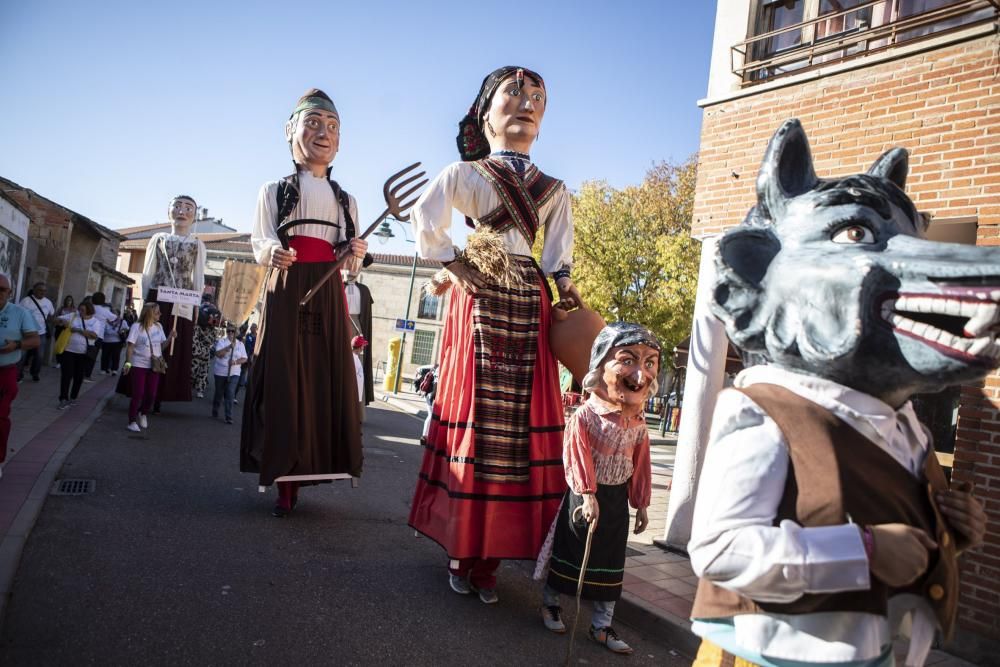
[361,253,448,388]
[114,216,246,309]
[0,176,132,314]
[666,0,999,658]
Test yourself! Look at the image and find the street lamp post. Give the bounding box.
[373,219,419,394]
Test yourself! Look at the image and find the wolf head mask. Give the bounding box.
[712,119,1000,403]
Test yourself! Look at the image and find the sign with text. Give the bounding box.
[155,286,202,306]
[218,260,267,325]
[394,318,416,333]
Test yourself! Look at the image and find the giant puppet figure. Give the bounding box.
[129,195,206,404]
[240,88,367,518]
[407,66,581,603]
[688,119,991,667]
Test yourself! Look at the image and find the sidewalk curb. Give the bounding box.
[0,384,117,624]
[375,391,427,419]
[616,592,700,658]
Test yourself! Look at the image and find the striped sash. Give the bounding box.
[470,158,563,247]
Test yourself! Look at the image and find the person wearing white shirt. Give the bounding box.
[122,302,174,432]
[88,292,119,379]
[17,282,55,381]
[212,324,246,424]
[689,365,986,666]
[56,302,104,409]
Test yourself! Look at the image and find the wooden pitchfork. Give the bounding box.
[299,162,427,307]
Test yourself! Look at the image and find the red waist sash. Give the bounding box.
[288,236,336,263]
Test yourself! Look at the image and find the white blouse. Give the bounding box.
[689,365,936,665]
[251,171,360,266]
[411,161,573,276]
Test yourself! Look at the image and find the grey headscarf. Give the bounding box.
[589,322,662,372]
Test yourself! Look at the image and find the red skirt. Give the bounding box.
[408,272,567,561]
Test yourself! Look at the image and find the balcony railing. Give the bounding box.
[732,0,999,86]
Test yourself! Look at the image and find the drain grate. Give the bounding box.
[51,479,96,496]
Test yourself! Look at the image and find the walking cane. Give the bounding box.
[565,506,598,667]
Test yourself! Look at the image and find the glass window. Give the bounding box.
[417,293,440,320]
[410,329,436,366]
[758,0,806,56]
[896,0,993,41]
[815,0,874,40]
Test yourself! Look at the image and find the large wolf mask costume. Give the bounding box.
[712,119,1000,401]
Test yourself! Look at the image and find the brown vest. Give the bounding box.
[691,383,959,640]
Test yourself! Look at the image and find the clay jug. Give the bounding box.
[549,297,606,384]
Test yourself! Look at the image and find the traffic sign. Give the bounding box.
[394,318,416,332]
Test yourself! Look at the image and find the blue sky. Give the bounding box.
[0,1,717,255]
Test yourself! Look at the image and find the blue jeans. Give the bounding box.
[543,584,615,629]
[213,374,238,420]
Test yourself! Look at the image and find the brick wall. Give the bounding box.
[692,36,1000,642]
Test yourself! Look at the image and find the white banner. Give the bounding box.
[156,286,202,306]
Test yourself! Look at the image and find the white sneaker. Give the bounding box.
[127,422,141,432]
[138,414,148,429]
[196,391,204,398]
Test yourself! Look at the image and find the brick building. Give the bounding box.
[0,176,132,313]
[664,0,999,659]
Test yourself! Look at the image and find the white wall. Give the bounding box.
[705,0,754,101]
[0,199,30,300]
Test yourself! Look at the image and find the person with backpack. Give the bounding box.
[240,88,369,518]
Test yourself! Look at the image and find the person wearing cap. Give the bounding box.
[535,323,659,655]
[407,66,578,604]
[212,323,247,424]
[118,195,205,407]
[240,88,367,518]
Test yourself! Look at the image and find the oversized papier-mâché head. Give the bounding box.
[711,119,1000,404]
[285,88,340,168]
[582,322,662,412]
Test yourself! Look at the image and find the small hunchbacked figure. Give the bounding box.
[536,323,659,656]
[689,119,994,666]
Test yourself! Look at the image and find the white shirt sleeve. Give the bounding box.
[140,234,162,296]
[411,163,469,263]
[540,184,573,276]
[235,341,248,363]
[194,240,206,292]
[251,182,282,266]
[688,389,870,603]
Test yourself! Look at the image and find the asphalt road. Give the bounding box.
[0,392,690,666]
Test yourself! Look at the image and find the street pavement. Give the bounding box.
[0,392,691,666]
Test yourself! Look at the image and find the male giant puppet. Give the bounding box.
[407,66,580,604]
[240,89,367,517]
[123,195,205,405]
[689,119,991,667]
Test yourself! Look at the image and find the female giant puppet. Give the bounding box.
[123,195,205,404]
[408,66,580,603]
[240,88,367,517]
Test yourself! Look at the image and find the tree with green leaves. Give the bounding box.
[555,156,700,353]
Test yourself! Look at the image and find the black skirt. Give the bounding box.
[239,263,363,486]
[546,483,629,602]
